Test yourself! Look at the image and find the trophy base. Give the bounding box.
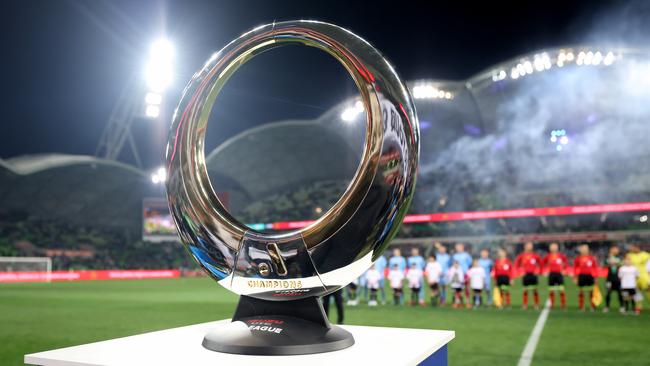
[202,295,354,355]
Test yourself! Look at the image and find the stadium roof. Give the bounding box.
[2,154,144,176]
[0,154,155,229]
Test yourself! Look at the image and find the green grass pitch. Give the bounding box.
[1,278,648,365]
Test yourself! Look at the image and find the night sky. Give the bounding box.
[0,0,617,168]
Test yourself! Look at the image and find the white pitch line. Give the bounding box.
[517,299,551,366]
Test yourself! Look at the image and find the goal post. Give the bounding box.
[0,257,52,282]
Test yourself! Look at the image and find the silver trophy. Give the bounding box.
[166,20,419,355]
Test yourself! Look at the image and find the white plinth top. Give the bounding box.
[25,320,454,366]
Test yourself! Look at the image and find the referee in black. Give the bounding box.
[604,245,623,313]
[322,289,345,324]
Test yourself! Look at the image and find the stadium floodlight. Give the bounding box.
[412,84,454,100]
[151,166,166,184]
[510,68,520,79]
[559,135,569,145]
[491,69,506,82]
[145,39,174,92]
[145,92,163,105]
[565,51,575,61]
[143,39,173,120]
[145,104,160,118]
[340,100,364,122]
[593,51,603,65]
[523,60,533,74]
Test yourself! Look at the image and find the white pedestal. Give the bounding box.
[25,320,454,366]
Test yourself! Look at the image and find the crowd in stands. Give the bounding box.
[0,218,195,271]
[342,241,650,314]
[237,180,348,226]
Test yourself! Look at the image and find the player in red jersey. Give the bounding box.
[494,248,514,309]
[515,242,543,310]
[573,244,599,311]
[542,242,569,309]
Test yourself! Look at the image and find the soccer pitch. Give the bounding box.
[1,278,647,366]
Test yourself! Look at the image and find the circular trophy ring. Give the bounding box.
[167,20,419,299]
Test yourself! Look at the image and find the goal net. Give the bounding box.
[0,257,52,282]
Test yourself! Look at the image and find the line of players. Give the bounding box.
[347,242,649,313]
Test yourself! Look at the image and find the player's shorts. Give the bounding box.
[410,287,421,292]
[496,275,511,288]
[472,288,483,294]
[577,274,595,287]
[548,272,564,287]
[349,283,358,290]
[392,288,402,294]
[429,283,439,291]
[622,288,636,298]
[523,273,539,287]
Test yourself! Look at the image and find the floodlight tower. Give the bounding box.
[95,39,174,168]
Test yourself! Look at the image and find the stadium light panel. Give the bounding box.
[340,100,364,122]
[412,84,454,100]
[510,68,520,79]
[340,107,358,122]
[145,39,174,92]
[523,61,533,74]
[145,92,162,105]
[559,135,569,145]
[145,104,160,118]
[151,166,166,184]
[593,51,603,65]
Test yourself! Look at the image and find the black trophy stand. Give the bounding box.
[202,295,354,355]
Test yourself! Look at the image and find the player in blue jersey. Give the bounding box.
[389,248,407,272]
[407,247,426,269]
[478,248,494,305]
[358,271,368,303]
[408,247,426,304]
[435,242,451,305]
[453,243,473,272]
[374,254,388,304]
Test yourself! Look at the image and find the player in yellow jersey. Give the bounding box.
[628,245,650,288]
[627,245,650,311]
